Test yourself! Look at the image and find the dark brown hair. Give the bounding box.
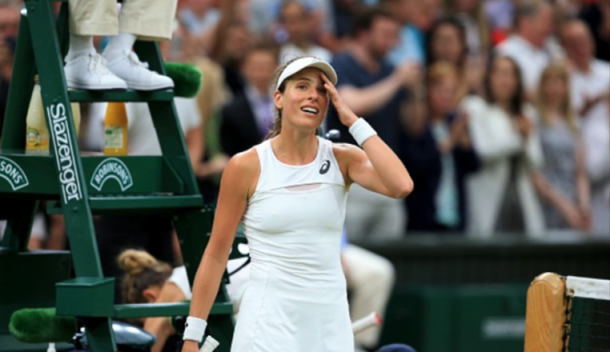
[117,249,172,304]
[350,6,396,38]
[483,55,525,117]
[425,17,468,70]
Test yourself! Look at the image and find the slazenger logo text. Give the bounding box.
[47,103,82,203]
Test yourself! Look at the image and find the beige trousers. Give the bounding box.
[343,245,396,349]
[68,0,177,41]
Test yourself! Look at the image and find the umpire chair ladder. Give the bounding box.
[0,1,236,351]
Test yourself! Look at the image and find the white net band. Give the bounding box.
[566,276,610,301]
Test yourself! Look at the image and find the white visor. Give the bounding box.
[276,57,338,90]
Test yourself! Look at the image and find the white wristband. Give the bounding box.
[349,118,377,146]
[183,316,207,342]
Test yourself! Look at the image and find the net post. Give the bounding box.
[524,272,567,352]
[563,288,574,351]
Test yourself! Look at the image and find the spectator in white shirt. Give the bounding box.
[278,1,332,64]
[462,56,545,237]
[561,18,610,236]
[495,0,562,95]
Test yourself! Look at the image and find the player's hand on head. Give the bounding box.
[321,73,358,127]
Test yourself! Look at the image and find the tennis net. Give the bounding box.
[564,276,610,351]
[524,273,610,352]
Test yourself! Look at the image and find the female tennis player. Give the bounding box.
[182,56,414,352]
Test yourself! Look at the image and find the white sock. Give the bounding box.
[102,32,136,61]
[66,34,93,61]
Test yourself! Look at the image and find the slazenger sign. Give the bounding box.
[47,102,83,203]
[0,156,29,190]
[90,158,134,191]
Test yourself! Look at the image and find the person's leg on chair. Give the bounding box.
[102,0,176,90]
[65,0,177,91]
[65,0,127,90]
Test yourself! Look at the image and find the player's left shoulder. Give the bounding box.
[330,142,366,172]
[331,142,362,160]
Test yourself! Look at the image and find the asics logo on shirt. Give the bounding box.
[319,160,330,174]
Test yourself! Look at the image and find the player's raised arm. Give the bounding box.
[322,74,414,199]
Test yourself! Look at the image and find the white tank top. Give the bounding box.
[242,136,348,299]
[234,137,354,352]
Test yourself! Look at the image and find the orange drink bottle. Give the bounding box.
[103,102,128,156]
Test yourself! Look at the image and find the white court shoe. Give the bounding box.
[104,50,174,91]
[64,50,128,90]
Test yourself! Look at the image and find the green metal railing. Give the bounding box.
[0,1,235,351]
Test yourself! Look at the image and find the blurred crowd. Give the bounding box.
[0,0,608,351]
[0,0,609,243]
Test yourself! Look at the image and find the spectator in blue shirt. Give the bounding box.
[326,6,419,241]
